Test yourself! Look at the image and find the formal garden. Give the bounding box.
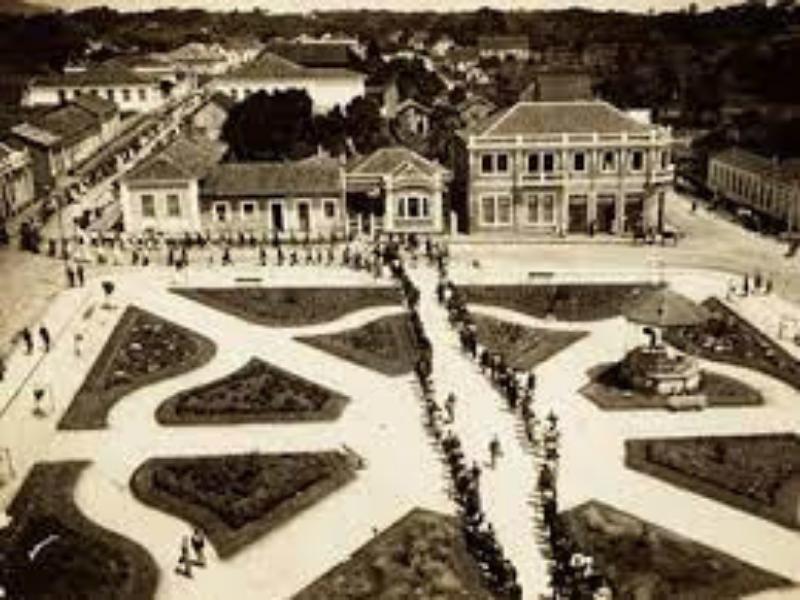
[560,501,791,600]
[298,313,418,376]
[131,452,359,558]
[59,306,217,430]
[460,283,656,322]
[293,508,498,600]
[581,362,763,410]
[156,358,349,424]
[0,462,158,600]
[664,297,800,391]
[173,286,401,327]
[626,434,800,529]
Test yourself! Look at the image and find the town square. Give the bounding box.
[1,1,800,598]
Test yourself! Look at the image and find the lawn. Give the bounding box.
[297,313,418,376]
[626,434,800,529]
[560,501,791,600]
[664,297,800,391]
[460,283,655,322]
[471,313,588,370]
[0,461,158,600]
[293,508,499,600]
[59,306,216,430]
[131,451,358,558]
[156,358,348,425]
[173,286,401,327]
[580,362,763,410]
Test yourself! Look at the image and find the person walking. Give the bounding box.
[65,264,75,288]
[76,263,85,287]
[489,435,502,469]
[176,537,193,578]
[39,325,51,353]
[445,393,457,423]
[190,528,206,567]
[20,327,33,355]
[73,331,83,358]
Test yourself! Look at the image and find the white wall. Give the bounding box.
[24,84,166,114]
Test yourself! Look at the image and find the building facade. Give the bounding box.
[708,148,800,231]
[210,52,366,114]
[0,142,35,221]
[465,101,673,236]
[477,36,531,62]
[346,146,451,236]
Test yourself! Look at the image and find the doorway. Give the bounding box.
[596,197,616,234]
[270,202,284,232]
[568,196,588,234]
[298,202,311,233]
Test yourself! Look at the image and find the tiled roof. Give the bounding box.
[348,146,446,178]
[11,122,61,147]
[208,92,236,112]
[713,147,800,183]
[201,158,342,198]
[523,73,594,102]
[127,135,224,183]
[167,42,227,63]
[35,104,99,146]
[34,59,152,87]
[221,52,362,81]
[476,101,653,137]
[478,36,530,51]
[265,41,354,69]
[72,94,118,119]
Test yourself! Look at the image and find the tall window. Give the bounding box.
[526,193,555,224]
[481,194,512,226]
[602,150,617,172]
[241,201,256,219]
[106,89,115,101]
[213,202,229,222]
[398,196,430,219]
[167,194,181,217]
[573,151,586,172]
[122,88,132,102]
[141,195,155,218]
[527,153,540,173]
[139,88,147,101]
[542,152,555,173]
[630,150,645,172]
[324,201,336,219]
[480,153,509,174]
[496,153,509,173]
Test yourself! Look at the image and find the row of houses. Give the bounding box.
[121,100,674,239]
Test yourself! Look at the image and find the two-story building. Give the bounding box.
[707,147,800,232]
[346,146,451,236]
[210,52,366,114]
[0,142,35,221]
[478,36,531,62]
[187,92,235,141]
[464,101,673,236]
[22,60,168,114]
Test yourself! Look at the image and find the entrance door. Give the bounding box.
[625,196,644,233]
[270,202,284,232]
[568,197,588,234]
[596,198,616,234]
[298,202,310,233]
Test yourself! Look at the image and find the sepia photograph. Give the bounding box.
[0,0,799,598]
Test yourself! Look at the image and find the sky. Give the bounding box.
[35,0,745,14]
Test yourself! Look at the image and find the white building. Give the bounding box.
[0,142,36,221]
[210,52,366,113]
[22,60,169,113]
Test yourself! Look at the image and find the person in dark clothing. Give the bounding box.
[65,265,75,287]
[76,264,85,287]
[39,325,51,353]
[20,327,33,355]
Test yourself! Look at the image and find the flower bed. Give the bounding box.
[664,297,800,391]
[59,306,216,430]
[560,501,790,600]
[173,286,401,327]
[156,358,348,425]
[298,313,417,376]
[0,461,158,600]
[131,451,358,558]
[626,434,800,529]
[471,314,588,370]
[292,508,498,600]
[580,362,763,410]
[460,283,655,322]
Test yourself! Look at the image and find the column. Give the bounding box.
[433,173,443,233]
[383,175,394,232]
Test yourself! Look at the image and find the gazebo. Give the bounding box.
[619,287,710,396]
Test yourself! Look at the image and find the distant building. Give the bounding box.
[464,101,674,236]
[200,157,347,238]
[478,36,530,62]
[265,40,357,70]
[0,142,35,221]
[430,36,455,58]
[120,136,225,235]
[456,95,497,129]
[221,38,264,68]
[707,147,800,231]
[159,42,230,76]
[22,60,168,113]
[210,52,366,114]
[520,72,594,102]
[393,98,433,139]
[366,76,400,119]
[346,146,451,235]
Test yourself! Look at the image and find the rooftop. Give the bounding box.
[478,36,530,51]
[10,122,61,147]
[72,94,118,120]
[221,52,362,82]
[348,146,447,180]
[165,42,228,63]
[201,157,342,198]
[265,41,354,69]
[521,73,595,102]
[474,101,655,138]
[126,135,225,183]
[713,147,800,183]
[33,59,153,88]
[34,104,99,146]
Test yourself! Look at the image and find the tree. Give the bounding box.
[222,89,316,161]
[345,96,390,155]
[314,105,348,158]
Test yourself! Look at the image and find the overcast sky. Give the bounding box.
[38,0,744,14]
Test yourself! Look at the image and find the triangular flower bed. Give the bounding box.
[1,462,158,600]
[156,358,348,425]
[297,313,417,376]
[472,313,588,370]
[59,306,216,430]
[626,434,800,529]
[173,286,401,327]
[131,452,358,558]
[292,508,496,600]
